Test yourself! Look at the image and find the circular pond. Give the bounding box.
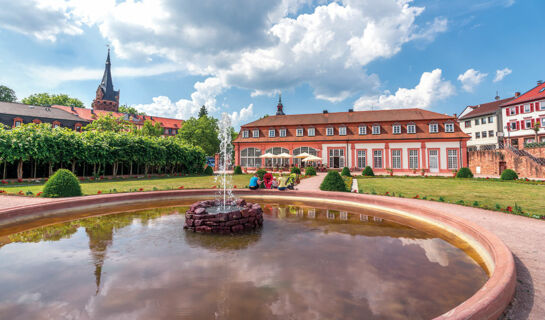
[0,199,489,320]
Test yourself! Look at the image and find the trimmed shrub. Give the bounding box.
[42,169,82,198]
[305,166,317,176]
[455,167,474,178]
[256,168,267,180]
[290,167,301,174]
[234,166,243,175]
[341,167,351,177]
[362,166,374,176]
[320,171,348,192]
[500,169,518,181]
[203,165,214,175]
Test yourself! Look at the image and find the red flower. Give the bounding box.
[138,188,144,191]
[97,191,102,194]
[525,178,529,182]
[385,192,389,196]
[233,185,237,189]
[413,195,420,199]
[0,190,4,193]
[486,177,489,180]
[99,176,104,180]
[178,186,184,189]
[18,191,24,195]
[17,178,23,183]
[212,185,217,189]
[36,192,42,196]
[506,206,513,212]
[79,177,84,181]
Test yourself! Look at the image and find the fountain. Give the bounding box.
[184,113,263,234]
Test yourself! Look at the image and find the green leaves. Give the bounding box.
[21,93,84,108]
[0,85,17,102]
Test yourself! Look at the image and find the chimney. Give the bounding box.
[348,109,354,112]
[538,80,543,86]
[515,92,521,98]
[454,113,457,119]
[323,110,328,114]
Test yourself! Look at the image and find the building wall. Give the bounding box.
[459,114,500,148]
[468,149,545,178]
[0,114,87,129]
[501,99,545,146]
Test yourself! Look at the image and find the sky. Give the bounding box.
[0,0,543,129]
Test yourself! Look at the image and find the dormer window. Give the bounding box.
[339,126,347,136]
[392,124,401,134]
[407,123,416,134]
[445,123,455,133]
[429,123,439,133]
[242,130,249,138]
[252,129,259,138]
[279,128,287,137]
[358,125,366,135]
[326,127,334,136]
[372,124,380,135]
[268,129,275,137]
[308,127,315,136]
[296,128,304,137]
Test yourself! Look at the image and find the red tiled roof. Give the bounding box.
[500,82,545,107]
[458,97,515,120]
[241,108,455,128]
[52,105,183,129]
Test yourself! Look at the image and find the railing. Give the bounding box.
[507,146,545,166]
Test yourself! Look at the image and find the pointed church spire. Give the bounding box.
[276,93,285,115]
[93,47,120,112]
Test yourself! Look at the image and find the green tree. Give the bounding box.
[0,85,17,102]
[177,115,220,156]
[138,120,163,137]
[198,105,208,118]
[533,122,541,144]
[84,113,134,133]
[119,104,146,115]
[22,93,85,108]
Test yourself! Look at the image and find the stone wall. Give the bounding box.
[525,147,545,159]
[468,149,545,178]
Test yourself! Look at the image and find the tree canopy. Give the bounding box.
[198,105,208,118]
[138,120,163,137]
[119,104,146,115]
[0,85,17,102]
[84,113,133,133]
[177,115,220,156]
[22,93,85,108]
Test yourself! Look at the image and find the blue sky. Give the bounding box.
[0,0,543,129]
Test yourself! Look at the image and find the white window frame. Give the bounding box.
[392,125,401,134]
[429,123,439,133]
[358,126,366,135]
[373,150,383,168]
[242,130,249,138]
[481,117,487,124]
[409,149,419,169]
[407,124,416,134]
[510,107,516,114]
[15,121,22,127]
[326,127,334,136]
[541,118,545,127]
[252,129,259,138]
[339,126,347,136]
[308,127,315,136]
[447,149,458,170]
[510,122,517,131]
[524,104,531,113]
[296,128,304,137]
[475,132,480,139]
[488,116,494,123]
[445,123,454,133]
[357,150,366,168]
[525,119,532,129]
[269,129,275,137]
[391,149,401,169]
[279,128,287,137]
[372,125,380,135]
[482,131,487,138]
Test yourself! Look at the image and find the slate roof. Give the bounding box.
[0,102,86,121]
[98,49,119,102]
[458,97,515,120]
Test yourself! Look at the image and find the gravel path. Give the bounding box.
[0,179,543,319]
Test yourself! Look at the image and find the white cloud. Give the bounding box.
[354,69,455,110]
[493,67,512,82]
[2,0,449,114]
[230,104,254,125]
[457,68,487,92]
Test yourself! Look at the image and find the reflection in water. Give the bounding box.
[0,203,488,320]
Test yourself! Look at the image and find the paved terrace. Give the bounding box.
[0,173,542,319]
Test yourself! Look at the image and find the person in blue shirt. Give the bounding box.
[249,173,261,190]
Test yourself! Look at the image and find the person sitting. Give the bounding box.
[277,174,288,191]
[271,178,279,189]
[248,173,261,190]
[263,173,274,189]
[286,173,297,190]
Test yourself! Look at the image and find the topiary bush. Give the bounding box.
[362,166,374,176]
[500,169,518,181]
[341,167,351,176]
[320,171,348,192]
[234,166,243,174]
[42,169,82,198]
[305,166,316,176]
[256,168,267,180]
[455,167,473,178]
[203,165,214,175]
[290,167,301,174]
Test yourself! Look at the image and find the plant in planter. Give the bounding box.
[412,168,417,174]
[420,168,426,176]
[386,168,393,176]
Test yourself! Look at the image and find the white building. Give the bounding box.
[458,96,514,150]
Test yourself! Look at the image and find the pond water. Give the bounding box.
[0,201,488,320]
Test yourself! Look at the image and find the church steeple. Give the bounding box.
[92,47,120,112]
[276,94,285,115]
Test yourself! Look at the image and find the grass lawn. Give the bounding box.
[1,174,254,196]
[357,177,545,217]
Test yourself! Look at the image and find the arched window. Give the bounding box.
[240,148,262,168]
[293,147,319,167]
[265,147,289,167]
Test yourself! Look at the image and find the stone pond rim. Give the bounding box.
[183,199,264,234]
[0,189,516,320]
